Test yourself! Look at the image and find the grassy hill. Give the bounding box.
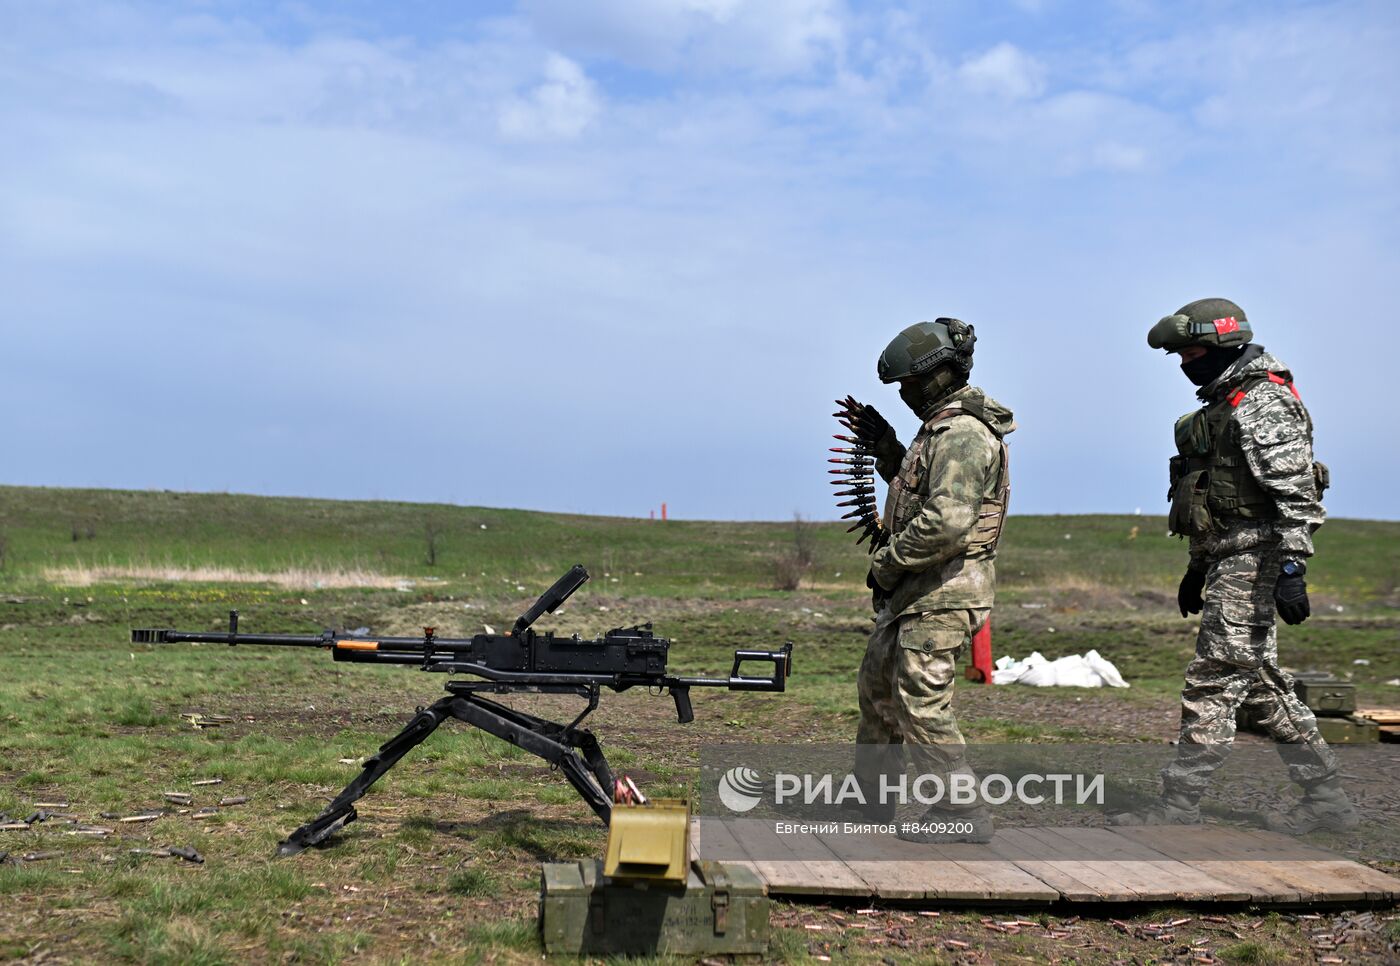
[2,485,1397,603]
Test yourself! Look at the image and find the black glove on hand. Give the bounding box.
[866,567,890,611]
[836,397,901,461]
[843,398,892,445]
[1177,567,1205,618]
[1275,560,1310,625]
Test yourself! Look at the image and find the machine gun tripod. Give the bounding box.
[131,565,793,855]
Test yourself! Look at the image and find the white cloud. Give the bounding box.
[497,53,601,140]
[957,42,1046,100]
[1105,7,1400,182]
[520,0,846,76]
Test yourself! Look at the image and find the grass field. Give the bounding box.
[1,485,1397,964]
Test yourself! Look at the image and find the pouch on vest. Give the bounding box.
[1169,468,1213,538]
[1313,460,1330,496]
[1174,409,1212,457]
[887,449,927,535]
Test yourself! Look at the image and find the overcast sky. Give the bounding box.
[2,0,1397,521]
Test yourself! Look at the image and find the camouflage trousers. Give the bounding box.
[857,606,989,789]
[1162,544,1339,800]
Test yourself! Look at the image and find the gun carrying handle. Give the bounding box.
[671,685,694,724]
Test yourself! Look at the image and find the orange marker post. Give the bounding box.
[965,619,994,684]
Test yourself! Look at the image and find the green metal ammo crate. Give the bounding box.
[540,858,769,956]
[1292,675,1357,716]
[1314,714,1380,744]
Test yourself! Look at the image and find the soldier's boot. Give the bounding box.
[838,773,896,823]
[1262,777,1359,834]
[896,803,994,844]
[1107,791,1201,827]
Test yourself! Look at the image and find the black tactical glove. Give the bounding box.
[836,397,903,463]
[866,567,890,611]
[1275,559,1310,625]
[1177,567,1206,618]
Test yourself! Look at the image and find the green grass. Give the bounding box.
[1218,940,1289,964]
[446,867,498,897]
[4,485,1397,602]
[0,484,1396,963]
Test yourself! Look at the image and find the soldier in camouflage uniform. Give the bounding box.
[840,319,1015,841]
[1114,298,1357,833]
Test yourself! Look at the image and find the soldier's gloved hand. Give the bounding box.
[1274,559,1310,625]
[866,568,890,611]
[836,397,902,462]
[1177,567,1206,618]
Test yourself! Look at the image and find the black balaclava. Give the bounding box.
[899,366,968,420]
[1181,345,1246,387]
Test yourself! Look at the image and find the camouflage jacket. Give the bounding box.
[870,385,1015,615]
[1185,345,1325,566]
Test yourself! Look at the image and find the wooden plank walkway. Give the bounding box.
[691,819,1400,907]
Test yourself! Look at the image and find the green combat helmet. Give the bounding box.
[878,318,977,416]
[1148,298,1253,351]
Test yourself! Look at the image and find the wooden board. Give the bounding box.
[985,828,1137,902]
[723,818,872,898]
[693,820,1400,906]
[1111,826,1311,903]
[1356,707,1400,725]
[819,828,995,902]
[1032,826,1248,902]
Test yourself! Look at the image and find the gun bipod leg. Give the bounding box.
[446,694,615,824]
[277,696,456,856]
[572,729,615,811]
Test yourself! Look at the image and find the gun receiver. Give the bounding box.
[130,565,793,856]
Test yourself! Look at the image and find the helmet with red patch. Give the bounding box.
[1148,298,1253,351]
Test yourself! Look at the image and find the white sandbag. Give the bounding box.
[991,651,1043,685]
[991,649,1131,688]
[1017,651,1058,687]
[1049,654,1100,688]
[1084,649,1129,688]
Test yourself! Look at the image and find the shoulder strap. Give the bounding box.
[1227,372,1299,408]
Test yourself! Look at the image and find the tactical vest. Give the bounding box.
[886,401,1011,557]
[1168,372,1326,538]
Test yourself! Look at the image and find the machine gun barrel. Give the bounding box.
[131,627,330,647]
[133,623,484,653]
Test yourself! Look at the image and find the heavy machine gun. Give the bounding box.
[132,565,792,855]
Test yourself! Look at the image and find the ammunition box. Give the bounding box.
[604,799,690,883]
[1292,676,1356,716]
[1314,715,1379,744]
[540,859,768,956]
